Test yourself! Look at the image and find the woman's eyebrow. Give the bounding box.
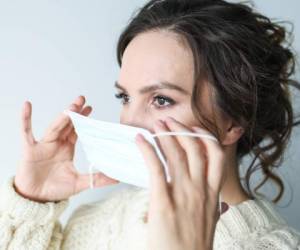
[114,80,190,95]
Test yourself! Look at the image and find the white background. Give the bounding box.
[0,0,299,230]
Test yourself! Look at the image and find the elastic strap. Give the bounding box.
[151,131,218,142]
[89,163,94,189]
[218,193,222,216]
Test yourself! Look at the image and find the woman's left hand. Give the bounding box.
[135,116,228,250]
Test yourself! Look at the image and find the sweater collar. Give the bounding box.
[215,197,287,240]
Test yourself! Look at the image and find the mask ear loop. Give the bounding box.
[89,163,94,189]
[151,131,219,142]
[148,131,219,182]
[218,193,222,216]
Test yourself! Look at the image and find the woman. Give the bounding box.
[1,0,300,249]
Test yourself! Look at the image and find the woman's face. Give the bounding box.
[115,30,222,137]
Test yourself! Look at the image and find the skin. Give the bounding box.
[14,97,119,203]
[14,28,251,249]
[116,30,250,205]
[116,30,251,249]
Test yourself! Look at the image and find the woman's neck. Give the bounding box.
[220,153,251,205]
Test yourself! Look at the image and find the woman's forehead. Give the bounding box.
[119,30,194,90]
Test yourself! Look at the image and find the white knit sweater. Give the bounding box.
[0,176,300,250]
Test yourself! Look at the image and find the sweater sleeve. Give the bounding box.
[0,175,69,250]
[222,225,300,250]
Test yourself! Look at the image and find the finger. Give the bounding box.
[42,104,77,142]
[191,126,225,193]
[42,96,85,142]
[21,101,36,145]
[135,133,170,206]
[74,95,86,107]
[62,105,92,141]
[68,95,86,111]
[74,172,119,193]
[163,117,209,187]
[67,128,77,145]
[61,123,73,141]
[153,119,190,183]
[81,105,93,116]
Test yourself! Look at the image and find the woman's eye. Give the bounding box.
[153,95,176,108]
[114,92,176,109]
[114,92,130,104]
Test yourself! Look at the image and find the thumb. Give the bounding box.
[75,172,120,193]
[21,101,36,145]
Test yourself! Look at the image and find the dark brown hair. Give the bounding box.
[116,0,300,203]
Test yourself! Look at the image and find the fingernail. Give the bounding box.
[155,119,165,127]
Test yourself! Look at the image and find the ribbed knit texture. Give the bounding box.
[1,175,299,249]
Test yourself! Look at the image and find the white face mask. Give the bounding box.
[64,110,219,190]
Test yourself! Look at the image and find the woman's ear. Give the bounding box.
[221,121,244,145]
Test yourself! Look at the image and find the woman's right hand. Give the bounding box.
[14,95,119,203]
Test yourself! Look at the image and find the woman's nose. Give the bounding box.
[120,108,147,129]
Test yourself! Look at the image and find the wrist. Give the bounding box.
[13,180,50,204]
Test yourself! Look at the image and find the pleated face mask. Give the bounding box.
[64,110,219,190]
